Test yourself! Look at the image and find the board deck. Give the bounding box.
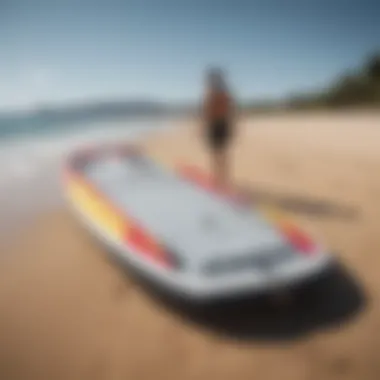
[63,144,331,299]
[79,151,302,270]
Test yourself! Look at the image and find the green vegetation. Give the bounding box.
[326,53,380,107]
[246,52,380,112]
[292,53,380,109]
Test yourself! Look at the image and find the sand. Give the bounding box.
[1,111,380,379]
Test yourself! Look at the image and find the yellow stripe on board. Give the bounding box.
[258,203,314,241]
[258,204,297,228]
[66,179,126,240]
[259,205,285,223]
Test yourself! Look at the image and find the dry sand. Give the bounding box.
[1,111,380,379]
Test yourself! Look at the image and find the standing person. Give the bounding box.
[202,67,235,188]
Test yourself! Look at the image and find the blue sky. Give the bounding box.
[0,0,379,111]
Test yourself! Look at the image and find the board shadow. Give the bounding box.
[71,204,366,343]
[114,257,368,343]
[239,185,359,221]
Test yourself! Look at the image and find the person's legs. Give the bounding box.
[210,120,230,188]
[213,146,228,188]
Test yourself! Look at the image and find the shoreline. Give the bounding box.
[0,112,379,379]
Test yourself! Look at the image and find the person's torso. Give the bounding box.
[205,90,231,121]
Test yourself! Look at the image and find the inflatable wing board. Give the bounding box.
[63,144,332,300]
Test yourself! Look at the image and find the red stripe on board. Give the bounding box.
[127,225,171,268]
[179,165,216,191]
[179,164,248,204]
[278,222,316,255]
[179,164,317,256]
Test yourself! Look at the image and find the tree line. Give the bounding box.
[246,52,380,112]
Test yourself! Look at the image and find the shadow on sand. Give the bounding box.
[241,185,359,220]
[117,259,368,343]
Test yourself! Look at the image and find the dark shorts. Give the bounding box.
[206,119,231,151]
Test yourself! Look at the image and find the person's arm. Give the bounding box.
[227,93,238,136]
[198,93,211,136]
[202,92,212,122]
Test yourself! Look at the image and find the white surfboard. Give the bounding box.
[62,143,332,301]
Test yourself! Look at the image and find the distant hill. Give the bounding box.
[0,98,198,125]
[30,99,171,123]
[0,99,183,139]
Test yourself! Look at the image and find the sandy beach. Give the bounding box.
[1,111,380,379]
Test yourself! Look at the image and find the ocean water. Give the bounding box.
[0,115,173,187]
[0,115,177,242]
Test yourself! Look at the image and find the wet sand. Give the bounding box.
[1,111,380,379]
